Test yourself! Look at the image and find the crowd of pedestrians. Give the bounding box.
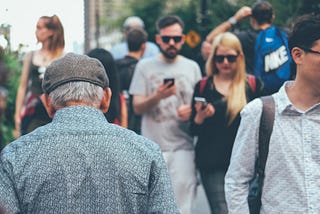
[1,1,320,213]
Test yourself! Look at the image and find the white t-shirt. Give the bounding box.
[129,55,202,151]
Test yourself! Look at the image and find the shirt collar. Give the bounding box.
[276,81,320,114]
[52,105,106,125]
[275,81,294,114]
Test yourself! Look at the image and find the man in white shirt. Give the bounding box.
[130,15,202,214]
[225,13,320,213]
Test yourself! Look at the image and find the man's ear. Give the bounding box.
[155,34,161,45]
[181,34,186,44]
[291,47,304,65]
[100,87,112,113]
[41,94,55,118]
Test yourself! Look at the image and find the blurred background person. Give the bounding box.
[14,15,64,137]
[116,27,147,134]
[87,48,127,128]
[110,16,159,60]
[205,1,291,95]
[189,32,263,214]
[194,40,213,76]
[130,15,202,214]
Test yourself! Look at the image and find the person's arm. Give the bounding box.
[224,98,262,213]
[119,93,128,128]
[147,146,180,213]
[132,82,176,115]
[206,6,252,43]
[14,52,32,137]
[0,153,20,213]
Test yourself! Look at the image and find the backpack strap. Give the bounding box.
[257,95,275,194]
[247,75,257,93]
[199,77,208,95]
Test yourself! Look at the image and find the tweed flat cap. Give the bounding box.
[42,52,109,94]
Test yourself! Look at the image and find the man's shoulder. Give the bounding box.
[146,41,159,49]
[0,130,44,164]
[236,29,259,42]
[241,97,263,117]
[178,55,201,73]
[179,55,200,65]
[137,56,159,66]
[116,56,138,66]
[110,127,162,158]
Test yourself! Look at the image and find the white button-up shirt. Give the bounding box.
[225,81,320,214]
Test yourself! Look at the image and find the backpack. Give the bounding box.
[199,74,256,94]
[254,26,291,95]
[248,96,275,214]
[116,56,138,92]
[115,56,141,134]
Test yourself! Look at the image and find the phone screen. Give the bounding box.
[194,97,208,109]
[163,78,175,87]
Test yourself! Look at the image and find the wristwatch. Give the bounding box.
[228,16,237,26]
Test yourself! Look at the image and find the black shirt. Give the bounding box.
[190,76,263,171]
[236,29,260,75]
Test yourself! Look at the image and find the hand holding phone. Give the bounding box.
[163,78,175,88]
[194,97,208,110]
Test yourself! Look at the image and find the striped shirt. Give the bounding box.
[225,81,320,213]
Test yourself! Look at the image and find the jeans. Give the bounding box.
[200,170,228,214]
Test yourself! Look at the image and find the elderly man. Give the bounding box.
[0,53,178,214]
[110,16,159,60]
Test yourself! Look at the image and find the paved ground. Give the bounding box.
[192,184,211,214]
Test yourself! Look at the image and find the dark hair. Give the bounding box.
[251,1,273,25]
[40,15,65,54]
[127,28,148,52]
[288,13,320,52]
[86,48,121,123]
[156,15,184,32]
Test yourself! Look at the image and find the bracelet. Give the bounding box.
[228,16,237,26]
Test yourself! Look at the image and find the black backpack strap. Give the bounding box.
[258,96,275,181]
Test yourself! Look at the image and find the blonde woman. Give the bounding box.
[14,15,65,136]
[189,32,263,214]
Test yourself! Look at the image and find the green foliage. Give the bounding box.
[1,51,21,147]
[128,0,167,42]
[268,0,303,27]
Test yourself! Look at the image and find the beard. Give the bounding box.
[160,46,180,60]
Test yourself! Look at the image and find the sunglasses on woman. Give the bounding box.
[161,36,183,43]
[214,55,238,63]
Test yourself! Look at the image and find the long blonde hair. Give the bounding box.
[205,32,247,125]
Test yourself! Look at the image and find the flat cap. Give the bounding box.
[42,52,109,94]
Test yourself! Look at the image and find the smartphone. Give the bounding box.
[194,97,208,109]
[163,78,175,88]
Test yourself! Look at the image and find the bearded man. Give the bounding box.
[129,15,202,214]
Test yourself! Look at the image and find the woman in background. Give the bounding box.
[14,15,64,136]
[87,48,127,128]
[190,32,263,214]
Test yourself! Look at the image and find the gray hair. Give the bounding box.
[49,82,104,109]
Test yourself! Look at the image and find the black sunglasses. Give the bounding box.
[161,36,182,44]
[301,47,320,55]
[214,55,238,63]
